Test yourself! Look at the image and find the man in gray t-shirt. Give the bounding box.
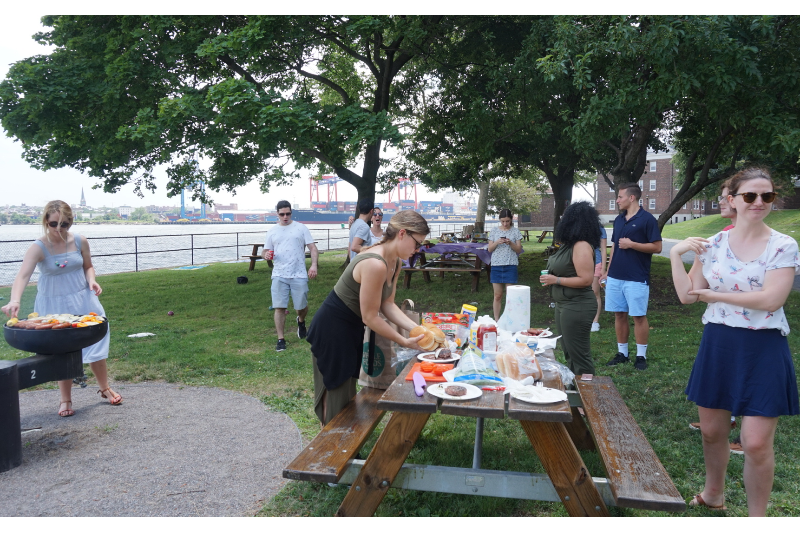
[349,198,374,259]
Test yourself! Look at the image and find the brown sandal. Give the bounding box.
[689,493,727,511]
[98,387,122,405]
[58,401,74,417]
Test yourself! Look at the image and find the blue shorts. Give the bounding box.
[490,264,518,284]
[271,277,309,310]
[604,277,649,316]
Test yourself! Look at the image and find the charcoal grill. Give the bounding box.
[1,320,108,472]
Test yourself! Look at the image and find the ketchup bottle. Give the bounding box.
[477,323,497,352]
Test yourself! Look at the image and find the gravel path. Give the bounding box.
[0,383,302,516]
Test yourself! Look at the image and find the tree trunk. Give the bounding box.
[548,167,575,230]
[474,179,490,232]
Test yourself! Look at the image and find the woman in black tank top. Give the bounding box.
[306,210,430,426]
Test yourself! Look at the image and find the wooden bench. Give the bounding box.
[402,266,482,292]
[283,386,386,484]
[575,376,686,512]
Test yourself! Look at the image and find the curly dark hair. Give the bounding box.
[555,201,601,249]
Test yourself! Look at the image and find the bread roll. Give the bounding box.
[505,354,520,380]
[431,327,445,344]
[420,331,437,350]
[410,325,428,338]
[496,352,508,377]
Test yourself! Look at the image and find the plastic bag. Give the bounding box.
[392,345,421,368]
[538,358,576,387]
[450,346,504,387]
[495,341,542,381]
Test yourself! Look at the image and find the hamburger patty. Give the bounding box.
[444,385,467,397]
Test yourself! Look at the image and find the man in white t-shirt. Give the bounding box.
[348,198,374,260]
[263,200,318,352]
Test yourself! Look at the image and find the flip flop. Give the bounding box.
[98,387,123,405]
[58,401,74,417]
[689,493,727,511]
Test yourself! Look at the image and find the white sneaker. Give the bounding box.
[590,322,600,332]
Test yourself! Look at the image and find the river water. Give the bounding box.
[0,221,472,286]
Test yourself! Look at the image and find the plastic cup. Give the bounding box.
[540,269,548,286]
[265,250,275,260]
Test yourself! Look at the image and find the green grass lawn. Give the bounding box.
[659,209,800,240]
[2,241,799,517]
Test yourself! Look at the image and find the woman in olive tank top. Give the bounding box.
[306,210,429,425]
[539,202,601,376]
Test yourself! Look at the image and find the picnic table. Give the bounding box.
[403,243,490,293]
[402,242,525,292]
[519,229,553,242]
[242,243,320,270]
[284,364,686,516]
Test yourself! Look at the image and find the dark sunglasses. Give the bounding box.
[277,212,292,217]
[731,192,777,204]
[48,221,71,228]
[373,212,383,217]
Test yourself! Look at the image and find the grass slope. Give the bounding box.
[659,209,800,240]
[2,240,799,517]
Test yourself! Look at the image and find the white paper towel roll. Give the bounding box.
[496,285,530,333]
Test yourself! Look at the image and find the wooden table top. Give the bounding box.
[378,359,571,422]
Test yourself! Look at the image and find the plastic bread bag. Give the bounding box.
[392,344,422,368]
[450,346,504,387]
[495,341,542,381]
[538,358,576,387]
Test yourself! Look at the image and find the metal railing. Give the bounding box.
[1,223,494,286]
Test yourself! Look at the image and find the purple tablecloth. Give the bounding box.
[406,242,523,267]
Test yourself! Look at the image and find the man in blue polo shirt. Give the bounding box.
[600,183,662,370]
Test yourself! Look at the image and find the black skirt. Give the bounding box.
[306,290,366,391]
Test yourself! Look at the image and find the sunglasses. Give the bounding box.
[277,212,292,217]
[409,233,424,250]
[731,192,777,204]
[373,212,383,217]
[48,221,71,228]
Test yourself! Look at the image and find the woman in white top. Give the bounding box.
[369,207,385,246]
[487,209,523,320]
[669,168,799,515]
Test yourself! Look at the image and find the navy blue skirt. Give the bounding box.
[490,264,518,284]
[686,323,799,417]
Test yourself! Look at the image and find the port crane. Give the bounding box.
[309,176,342,204]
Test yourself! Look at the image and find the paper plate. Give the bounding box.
[417,350,461,364]
[426,382,482,401]
[509,386,567,404]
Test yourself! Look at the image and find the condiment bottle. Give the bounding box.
[477,322,497,352]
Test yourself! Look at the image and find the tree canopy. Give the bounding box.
[540,15,800,227]
[2,15,799,224]
[0,15,447,204]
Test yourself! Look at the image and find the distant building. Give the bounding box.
[80,188,86,208]
[595,149,717,225]
[596,150,799,224]
[118,206,133,219]
[215,203,238,211]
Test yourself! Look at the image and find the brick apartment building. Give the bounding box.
[521,149,799,228]
[595,149,719,225]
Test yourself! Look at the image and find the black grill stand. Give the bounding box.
[0,351,83,472]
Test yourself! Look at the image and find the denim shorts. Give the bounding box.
[604,276,649,316]
[490,264,518,284]
[271,277,309,310]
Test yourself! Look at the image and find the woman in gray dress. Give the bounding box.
[2,200,121,417]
